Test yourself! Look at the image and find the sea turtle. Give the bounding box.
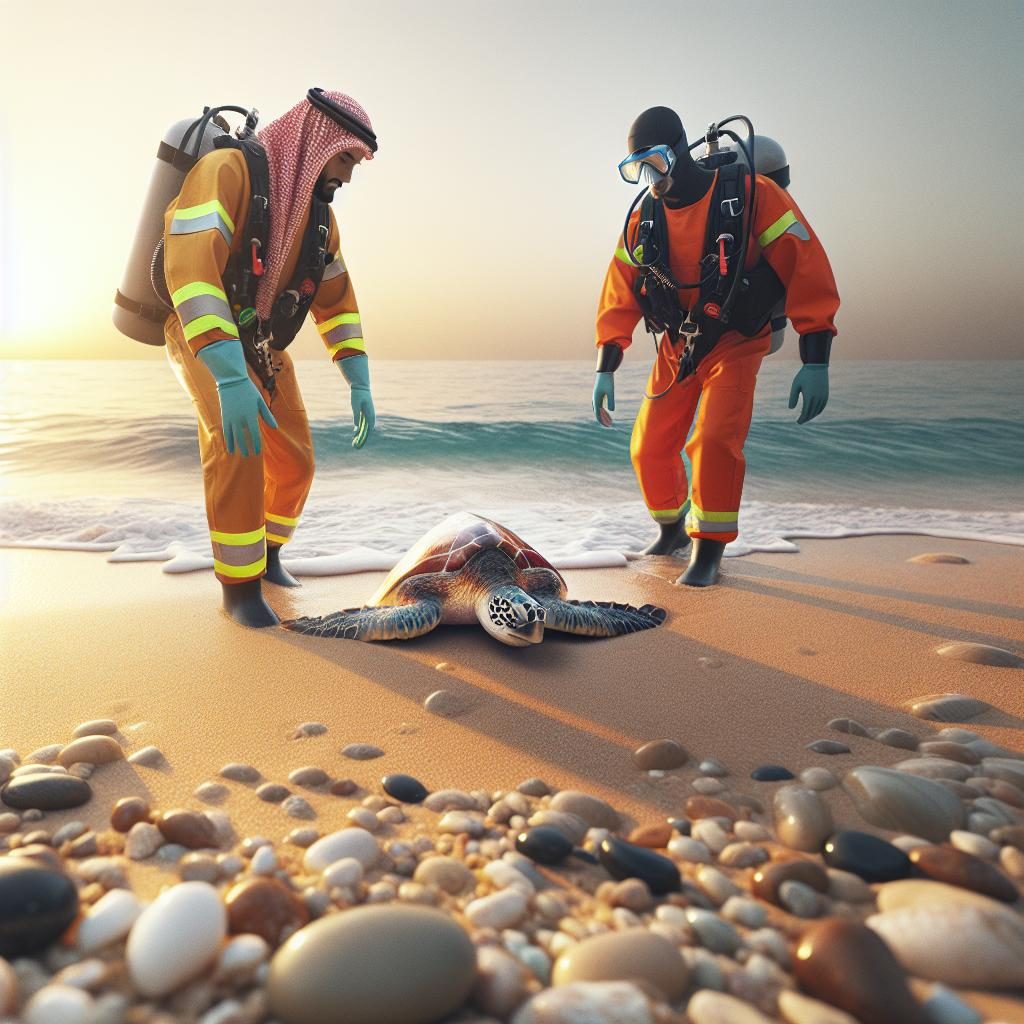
[283,512,666,646]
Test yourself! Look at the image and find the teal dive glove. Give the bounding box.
[593,371,615,427]
[338,353,376,449]
[788,363,830,425]
[197,339,277,456]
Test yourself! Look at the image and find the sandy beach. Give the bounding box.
[1,534,1023,1022]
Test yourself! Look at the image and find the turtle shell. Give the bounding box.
[370,512,562,605]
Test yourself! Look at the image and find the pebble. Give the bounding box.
[342,743,385,760]
[157,809,218,849]
[23,984,94,1024]
[0,774,91,811]
[752,860,829,904]
[292,722,327,738]
[607,878,652,912]
[549,790,620,830]
[511,980,659,1024]
[696,865,742,905]
[0,757,12,785]
[256,782,291,803]
[110,796,150,832]
[466,888,530,929]
[779,879,823,917]
[896,757,972,781]
[54,957,106,989]
[921,984,983,1024]
[981,756,1024,788]
[475,945,531,1019]
[330,778,358,796]
[992,824,1024,850]
[777,990,860,1024]
[935,642,1023,668]
[125,821,163,860]
[807,739,851,755]
[553,930,687,1001]
[842,765,965,841]
[751,765,794,781]
[949,830,999,860]
[822,830,912,882]
[413,855,474,894]
[691,777,726,795]
[25,744,63,764]
[907,844,1019,902]
[424,789,479,813]
[773,785,834,852]
[0,857,79,957]
[919,741,981,764]
[424,689,471,717]
[77,888,143,953]
[686,795,739,822]
[126,745,164,766]
[267,904,476,1024]
[51,820,87,845]
[250,845,278,875]
[56,736,123,768]
[518,778,551,797]
[226,876,310,947]
[72,719,117,738]
[700,758,728,776]
[691,819,730,854]
[826,868,874,903]
[283,795,316,819]
[382,773,429,803]
[668,836,712,863]
[439,810,486,836]
[288,766,328,787]
[303,827,381,872]
[323,857,364,889]
[126,881,226,997]
[516,826,573,865]
[346,807,379,832]
[378,805,405,825]
[217,934,271,979]
[909,552,970,564]
[794,919,928,1024]
[875,728,919,750]
[867,898,1024,989]
[721,896,766,929]
[598,836,680,894]
[193,782,228,803]
[179,852,220,882]
[828,717,872,737]
[688,990,775,1024]
[909,693,992,726]
[1000,845,1024,879]
[718,842,769,868]
[627,822,672,848]
[632,739,688,770]
[684,908,742,954]
[733,821,773,842]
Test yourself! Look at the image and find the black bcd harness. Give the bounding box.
[630,158,784,388]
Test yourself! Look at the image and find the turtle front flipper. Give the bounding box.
[537,598,666,638]
[282,599,442,641]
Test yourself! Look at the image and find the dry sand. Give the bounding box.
[2,534,1022,889]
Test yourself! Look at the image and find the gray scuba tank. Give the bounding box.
[112,114,230,346]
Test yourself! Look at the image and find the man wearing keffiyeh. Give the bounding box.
[161,90,377,628]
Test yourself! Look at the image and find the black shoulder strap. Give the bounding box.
[701,162,748,322]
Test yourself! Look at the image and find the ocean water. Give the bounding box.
[1,357,1022,575]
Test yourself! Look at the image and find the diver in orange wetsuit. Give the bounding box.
[593,107,840,587]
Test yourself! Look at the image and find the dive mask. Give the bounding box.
[618,143,676,185]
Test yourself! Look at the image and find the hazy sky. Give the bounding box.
[1,0,1021,360]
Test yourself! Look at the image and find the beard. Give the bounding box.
[314,173,343,203]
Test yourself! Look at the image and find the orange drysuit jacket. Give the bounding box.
[162,147,365,362]
[596,173,839,351]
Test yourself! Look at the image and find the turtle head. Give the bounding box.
[477,585,546,646]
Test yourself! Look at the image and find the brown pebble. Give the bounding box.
[156,809,218,849]
[110,797,150,833]
[752,860,829,905]
[918,741,981,765]
[794,919,928,1024]
[226,876,310,947]
[632,739,689,771]
[628,823,673,848]
[685,796,738,822]
[968,779,1024,808]
[256,783,291,803]
[908,844,1019,903]
[330,779,358,797]
[991,826,1024,851]
[609,878,655,912]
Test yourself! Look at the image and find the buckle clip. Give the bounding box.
[721,196,743,218]
[250,239,264,276]
[716,232,734,276]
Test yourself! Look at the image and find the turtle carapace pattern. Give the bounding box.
[282,513,667,646]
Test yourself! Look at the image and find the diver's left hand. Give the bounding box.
[337,354,376,449]
[788,363,829,425]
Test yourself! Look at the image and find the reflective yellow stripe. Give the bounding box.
[175,200,236,233]
[615,245,644,265]
[758,210,796,249]
[214,557,266,579]
[210,527,266,546]
[266,532,291,545]
[689,505,737,522]
[327,337,366,356]
[266,512,299,527]
[317,312,361,335]
[183,315,238,341]
[649,502,689,523]
[171,281,229,305]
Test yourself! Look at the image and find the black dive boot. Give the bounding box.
[677,539,726,588]
[264,545,301,587]
[641,520,692,557]
[221,579,280,628]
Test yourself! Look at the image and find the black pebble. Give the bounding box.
[0,856,79,957]
[598,836,681,895]
[515,826,573,866]
[822,830,912,883]
[669,817,691,836]
[381,773,428,804]
[1,774,92,811]
[751,765,795,782]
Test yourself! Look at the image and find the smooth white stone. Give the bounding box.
[691,820,730,854]
[484,859,535,894]
[688,990,775,1024]
[465,889,529,930]
[126,881,227,997]
[23,984,94,1024]
[890,834,932,853]
[303,828,380,872]
[733,821,773,842]
[323,857,364,889]
[721,896,766,929]
[78,888,144,953]
[668,836,712,863]
[347,807,380,832]
[949,830,999,860]
[773,785,833,852]
[843,766,965,841]
[511,981,657,1024]
[53,958,105,990]
[438,810,486,836]
[475,945,530,1019]
[779,879,822,918]
[217,934,270,977]
[695,865,742,905]
[250,845,278,876]
[125,821,163,860]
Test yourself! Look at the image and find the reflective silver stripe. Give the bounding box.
[212,538,266,566]
[321,254,347,281]
[265,520,295,540]
[688,519,737,534]
[175,293,235,327]
[170,211,233,246]
[785,220,810,241]
[323,321,363,346]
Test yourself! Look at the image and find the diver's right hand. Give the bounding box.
[593,371,615,427]
[216,379,278,456]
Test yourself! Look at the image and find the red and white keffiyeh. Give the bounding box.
[254,91,374,319]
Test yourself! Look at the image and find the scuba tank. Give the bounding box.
[112,105,257,346]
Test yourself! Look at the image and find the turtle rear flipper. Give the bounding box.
[538,598,666,637]
[282,600,442,641]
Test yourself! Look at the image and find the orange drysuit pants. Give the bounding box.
[165,321,315,584]
[630,330,771,544]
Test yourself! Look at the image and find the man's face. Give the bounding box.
[315,148,366,202]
